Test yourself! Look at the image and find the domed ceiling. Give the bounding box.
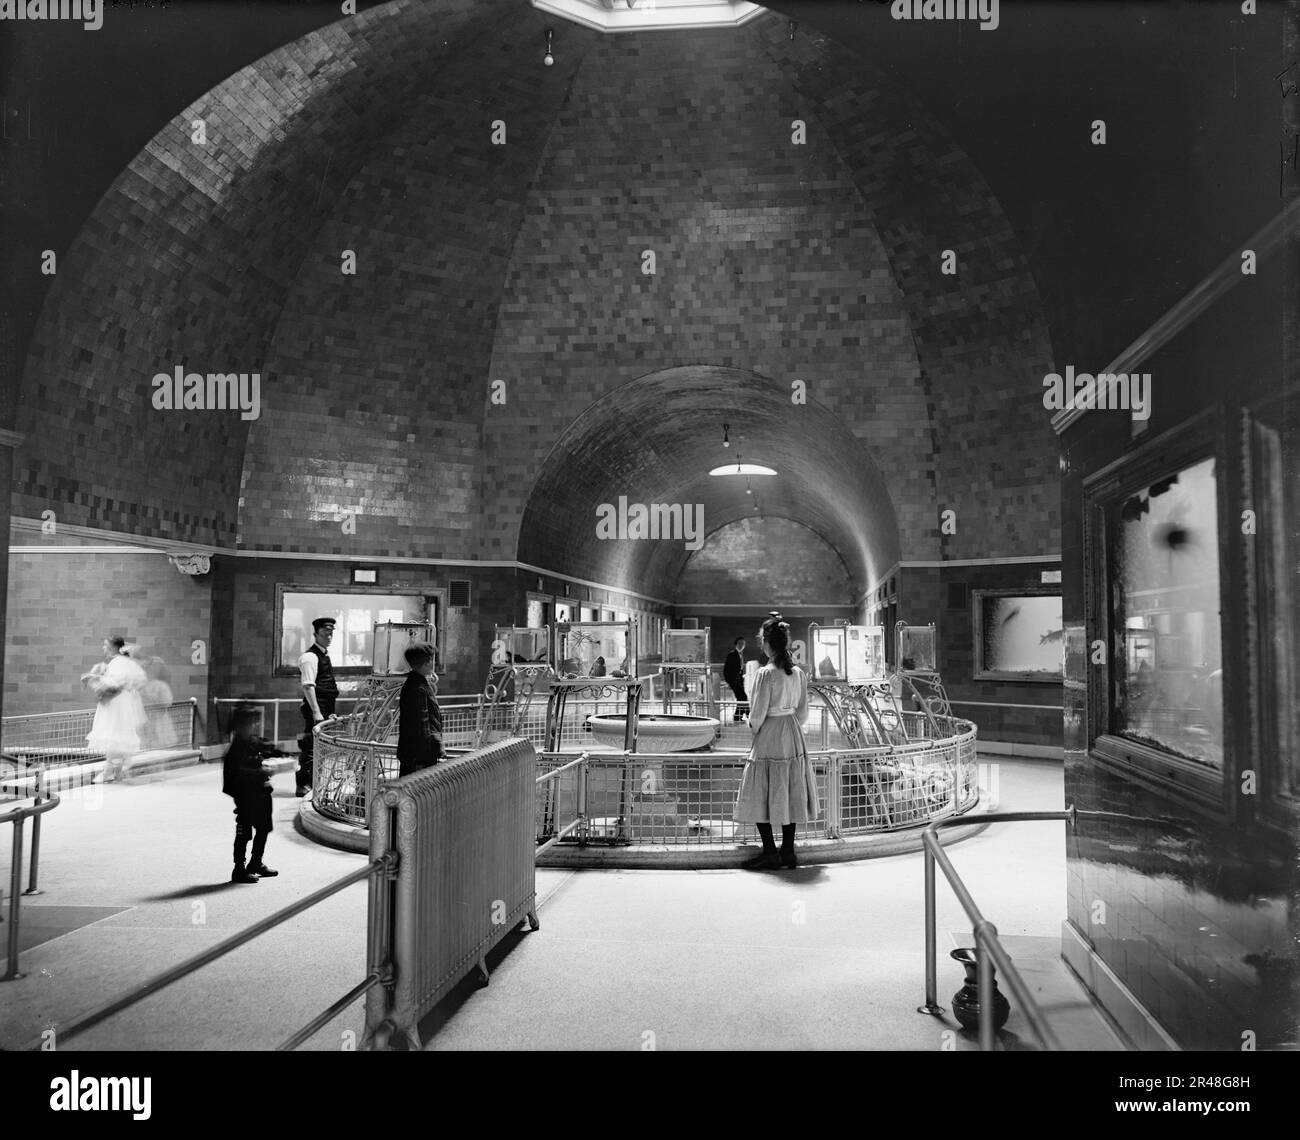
[14,0,1058,601]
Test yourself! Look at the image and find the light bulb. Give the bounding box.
[544,52,554,66]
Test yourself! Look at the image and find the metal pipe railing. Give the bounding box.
[919,807,1077,1051]
[2,789,63,981]
[24,765,49,896]
[24,851,398,1050]
[534,752,589,855]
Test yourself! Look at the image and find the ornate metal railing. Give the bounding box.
[314,693,978,842]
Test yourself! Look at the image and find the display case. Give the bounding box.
[372,621,437,676]
[491,626,550,666]
[845,625,887,683]
[896,623,938,673]
[808,623,847,679]
[554,621,636,680]
[662,628,709,667]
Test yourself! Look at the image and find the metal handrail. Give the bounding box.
[2,783,63,981]
[213,696,480,749]
[919,807,1077,1051]
[534,751,589,855]
[20,851,398,1051]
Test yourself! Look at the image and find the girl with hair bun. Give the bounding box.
[733,616,819,869]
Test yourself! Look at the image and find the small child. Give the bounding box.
[222,706,287,883]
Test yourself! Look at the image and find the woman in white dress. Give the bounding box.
[733,618,820,869]
[85,637,148,782]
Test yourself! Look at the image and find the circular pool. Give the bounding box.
[587,712,720,752]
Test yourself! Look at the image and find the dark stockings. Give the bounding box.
[756,822,797,853]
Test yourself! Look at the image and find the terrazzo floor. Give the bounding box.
[0,756,1122,1051]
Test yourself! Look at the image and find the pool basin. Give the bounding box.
[587,713,720,752]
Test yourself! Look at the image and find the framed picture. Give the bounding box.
[971,591,1064,681]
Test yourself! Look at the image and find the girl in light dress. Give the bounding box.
[733,617,820,869]
[83,636,148,782]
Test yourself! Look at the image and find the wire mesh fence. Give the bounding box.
[299,698,981,844]
[2,700,199,796]
[2,701,196,768]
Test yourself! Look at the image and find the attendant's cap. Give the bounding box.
[312,617,337,632]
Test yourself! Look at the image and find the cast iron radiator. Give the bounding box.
[364,736,539,1050]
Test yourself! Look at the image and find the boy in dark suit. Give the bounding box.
[397,643,443,778]
[223,706,288,883]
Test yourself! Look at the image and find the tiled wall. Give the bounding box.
[4,528,212,718]
[12,0,485,549]
[13,0,1058,606]
[879,561,1064,748]
[674,518,855,608]
[214,557,518,709]
[485,19,1058,584]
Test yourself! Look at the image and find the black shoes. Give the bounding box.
[247,863,278,877]
[740,850,797,870]
[742,850,781,870]
[231,865,259,884]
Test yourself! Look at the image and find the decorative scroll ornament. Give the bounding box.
[168,553,211,576]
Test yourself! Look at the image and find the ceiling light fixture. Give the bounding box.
[543,28,554,67]
[708,463,777,476]
[722,422,729,448]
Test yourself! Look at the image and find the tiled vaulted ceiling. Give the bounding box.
[14,0,1058,595]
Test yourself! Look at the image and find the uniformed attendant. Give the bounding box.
[297,617,338,797]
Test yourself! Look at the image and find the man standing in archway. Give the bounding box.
[724,636,749,723]
[297,617,338,797]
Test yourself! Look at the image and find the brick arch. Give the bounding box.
[13,0,1056,572]
[516,366,901,602]
[675,516,857,608]
[748,17,1061,559]
[12,0,510,545]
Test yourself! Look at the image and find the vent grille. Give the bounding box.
[449,579,472,609]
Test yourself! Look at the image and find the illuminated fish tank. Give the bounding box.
[372,621,436,676]
[845,626,887,683]
[808,623,847,679]
[491,626,550,666]
[554,621,636,680]
[896,623,938,673]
